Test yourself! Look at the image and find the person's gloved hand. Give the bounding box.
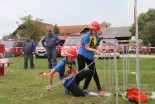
[45,85,52,91]
[61,78,67,84]
[96,50,101,55]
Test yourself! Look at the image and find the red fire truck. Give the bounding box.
[61,34,83,57]
[95,38,120,58]
[2,41,23,57]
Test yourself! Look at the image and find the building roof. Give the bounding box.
[100,26,131,38]
[12,21,106,37]
[56,24,106,34]
[59,25,88,34]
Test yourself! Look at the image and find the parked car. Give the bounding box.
[95,39,120,58]
[35,36,67,58]
[129,47,136,53]
[2,41,23,57]
[120,45,146,54]
[61,34,83,56]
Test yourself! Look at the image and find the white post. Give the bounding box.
[123,46,125,90]
[135,0,141,103]
[104,51,107,93]
[109,45,111,93]
[114,41,118,104]
[126,45,128,85]
[128,46,130,74]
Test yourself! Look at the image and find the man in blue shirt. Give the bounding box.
[22,34,36,69]
[41,29,61,72]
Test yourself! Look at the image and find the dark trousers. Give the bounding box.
[67,70,93,97]
[24,53,34,69]
[77,54,101,90]
[47,48,57,69]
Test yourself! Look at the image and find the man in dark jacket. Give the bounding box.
[22,34,36,69]
[41,29,60,72]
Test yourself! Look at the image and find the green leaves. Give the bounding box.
[53,24,59,34]
[140,20,155,45]
[101,21,111,27]
[16,15,46,44]
[130,8,155,45]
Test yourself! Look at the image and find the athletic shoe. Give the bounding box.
[64,88,70,95]
[83,89,89,94]
[97,87,103,91]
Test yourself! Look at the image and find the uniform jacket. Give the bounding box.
[22,39,36,54]
[41,34,60,49]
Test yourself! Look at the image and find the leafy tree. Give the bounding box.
[53,24,59,34]
[2,34,9,41]
[101,21,111,27]
[129,8,155,45]
[2,33,14,41]
[16,15,46,43]
[139,20,155,45]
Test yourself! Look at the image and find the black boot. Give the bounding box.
[97,86,102,91]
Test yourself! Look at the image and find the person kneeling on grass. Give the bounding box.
[45,47,92,97]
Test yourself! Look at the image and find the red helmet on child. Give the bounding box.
[63,47,77,59]
[88,21,100,31]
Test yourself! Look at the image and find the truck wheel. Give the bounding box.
[130,51,133,53]
[11,53,16,57]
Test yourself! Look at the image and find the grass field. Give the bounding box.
[0,56,155,104]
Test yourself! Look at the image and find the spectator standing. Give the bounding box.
[41,29,61,72]
[22,34,36,69]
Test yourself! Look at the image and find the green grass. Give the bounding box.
[0,56,155,104]
[130,53,155,55]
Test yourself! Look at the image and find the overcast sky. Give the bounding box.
[0,0,155,39]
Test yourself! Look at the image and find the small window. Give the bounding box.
[14,42,18,47]
[19,42,23,47]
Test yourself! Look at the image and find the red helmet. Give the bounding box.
[88,21,100,31]
[63,47,77,59]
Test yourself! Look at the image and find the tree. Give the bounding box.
[53,24,59,34]
[129,8,155,45]
[101,21,111,27]
[139,20,155,45]
[16,15,46,43]
[2,33,14,41]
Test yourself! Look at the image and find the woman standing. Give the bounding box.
[46,47,92,97]
[77,21,103,91]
